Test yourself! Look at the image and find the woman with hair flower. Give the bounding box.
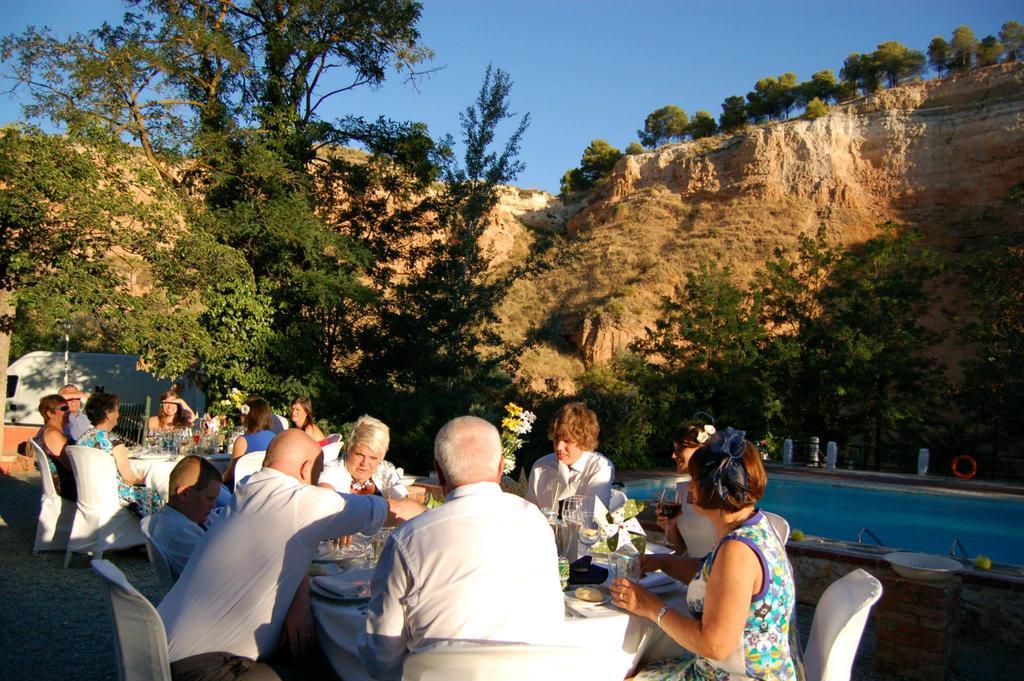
[610,427,802,681]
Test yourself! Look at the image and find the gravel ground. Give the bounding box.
[0,471,1011,680]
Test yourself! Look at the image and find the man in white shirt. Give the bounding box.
[526,401,614,512]
[59,384,91,442]
[146,455,222,577]
[361,416,564,681]
[159,430,422,681]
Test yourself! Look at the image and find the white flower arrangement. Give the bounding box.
[500,403,536,475]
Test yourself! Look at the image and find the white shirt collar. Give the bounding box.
[445,480,502,502]
[568,451,592,473]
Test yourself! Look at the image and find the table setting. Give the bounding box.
[310,492,693,681]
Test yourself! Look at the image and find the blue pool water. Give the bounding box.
[622,475,1024,566]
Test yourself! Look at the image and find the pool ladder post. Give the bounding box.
[950,537,969,560]
[857,527,884,546]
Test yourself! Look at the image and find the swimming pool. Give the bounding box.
[621,474,1024,566]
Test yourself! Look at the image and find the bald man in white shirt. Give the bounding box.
[360,416,565,681]
[159,430,423,681]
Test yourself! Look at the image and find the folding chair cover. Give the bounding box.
[139,515,177,591]
[64,445,147,567]
[805,568,883,681]
[232,450,266,490]
[321,440,343,463]
[30,438,77,552]
[402,643,605,681]
[91,559,172,681]
[763,510,791,545]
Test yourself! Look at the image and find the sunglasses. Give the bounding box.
[57,406,70,413]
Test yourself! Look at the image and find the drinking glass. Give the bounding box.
[372,527,392,564]
[578,512,600,557]
[561,495,583,524]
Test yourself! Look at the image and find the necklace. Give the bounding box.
[350,478,376,492]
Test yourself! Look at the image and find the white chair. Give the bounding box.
[321,440,343,463]
[29,438,77,552]
[139,515,177,591]
[763,510,791,545]
[63,445,147,568]
[232,450,266,491]
[91,559,172,681]
[402,643,603,681]
[804,568,883,681]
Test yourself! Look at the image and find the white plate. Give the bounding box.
[312,569,373,601]
[885,552,962,583]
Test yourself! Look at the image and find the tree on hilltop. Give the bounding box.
[625,141,645,155]
[803,97,828,119]
[949,25,979,70]
[928,36,951,76]
[687,110,718,139]
[1001,21,1024,61]
[638,105,689,148]
[719,95,748,132]
[560,139,623,194]
[841,52,881,95]
[799,70,838,105]
[977,35,1004,67]
[873,41,925,87]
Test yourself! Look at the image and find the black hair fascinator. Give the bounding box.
[702,427,749,502]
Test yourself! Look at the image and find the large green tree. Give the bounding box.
[638,105,689,148]
[949,25,979,70]
[928,36,951,76]
[873,41,926,88]
[560,139,623,195]
[1001,20,1024,61]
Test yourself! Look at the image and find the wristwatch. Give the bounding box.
[656,605,669,628]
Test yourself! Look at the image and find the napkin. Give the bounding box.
[568,555,609,585]
[312,570,373,600]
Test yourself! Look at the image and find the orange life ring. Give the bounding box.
[951,454,977,479]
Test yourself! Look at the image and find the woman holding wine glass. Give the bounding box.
[657,422,717,558]
[610,428,802,681]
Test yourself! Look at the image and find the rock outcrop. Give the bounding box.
[495,63,1024,384]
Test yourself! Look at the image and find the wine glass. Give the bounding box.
[561,495,583,524]
[578,512,600,558]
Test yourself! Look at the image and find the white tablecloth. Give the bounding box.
[313,560,691,681]
[129,452,231,500]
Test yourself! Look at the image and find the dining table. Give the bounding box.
[128,448,232,499]
[311,545,692,681]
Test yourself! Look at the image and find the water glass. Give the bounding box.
[562,495,583,524]
[611,553,640,581]
[372,527,392,564]
[578,512,600,556]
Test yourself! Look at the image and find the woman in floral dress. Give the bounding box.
[610,427,803,681]
[78,392,162,517]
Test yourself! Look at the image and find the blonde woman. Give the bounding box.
[320,415,408,498]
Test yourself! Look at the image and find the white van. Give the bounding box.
[5,351,205,426]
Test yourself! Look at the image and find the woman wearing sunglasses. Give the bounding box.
[32,394,77,500]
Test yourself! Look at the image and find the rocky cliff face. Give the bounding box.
[493,63,1024,388]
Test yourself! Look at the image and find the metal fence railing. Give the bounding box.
[781,440,917,475]
[113,397,151,446]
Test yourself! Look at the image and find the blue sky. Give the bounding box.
[0,1,1019,192]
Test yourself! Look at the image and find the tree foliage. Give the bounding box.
[560,139,623,195]
[718,95,747,132]
[1001,21,1024,61]
[803,97,828,119]
[928,36,951,76]
[687,110,718,139]
[950,25,979,70]
[638,105,689,148]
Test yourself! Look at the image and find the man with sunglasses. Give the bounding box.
[58,384,91,442]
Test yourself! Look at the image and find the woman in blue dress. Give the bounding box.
[77,392,162,517]
[610,427,804,681]
[222,396,276,488]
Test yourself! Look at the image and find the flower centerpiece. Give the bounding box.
[499,402,536,476]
